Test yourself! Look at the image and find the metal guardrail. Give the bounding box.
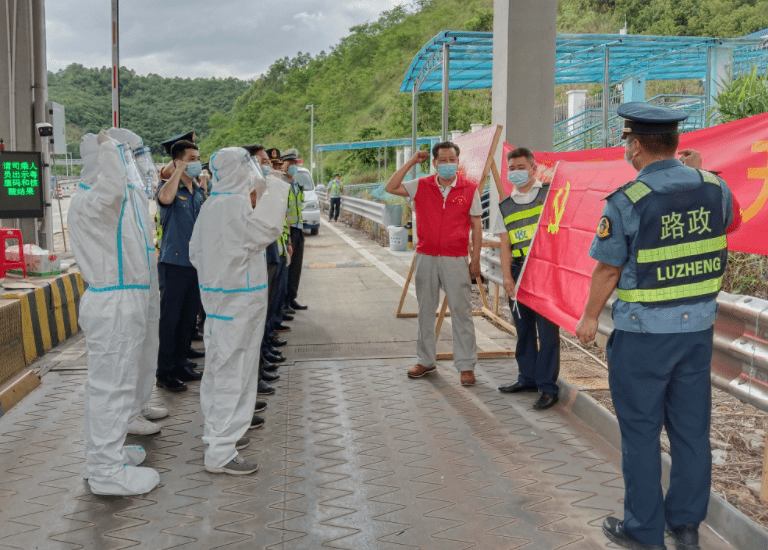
[480,234,768,413]
[319,193,387,225]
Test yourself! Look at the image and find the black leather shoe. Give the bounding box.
[186,348,205,359]
[274,323,291,333]
[191,332,203,341]
[258,380,275,394]
[262,371,280,383]
[498,381,538,393]
[156,376,187,393]
[270,337,287,347]
[254,400,267,413]
[261,357,279,373]
[267,347,283,357]
[184,359,203,370]
[283,306,296,315]
[249,415,265,430]
[282,314,295,322]
[290,300,308,310]
[248,414,264,430]
[603,517,666,549]
[533,392,559,410]
[264,351,286,363]
[667,523,700,550]
[177,366,203,382]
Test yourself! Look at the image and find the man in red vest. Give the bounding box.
[385,142,483,386]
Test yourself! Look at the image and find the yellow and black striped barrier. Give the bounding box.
[1,273,86,365]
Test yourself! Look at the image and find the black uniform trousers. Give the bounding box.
[607,327,713,547]
[508,262,560,394]
[329,197,341,221]
[157,263,200,380]
[286,226,305,305]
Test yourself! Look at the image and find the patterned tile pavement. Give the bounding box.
[0,355,733,549]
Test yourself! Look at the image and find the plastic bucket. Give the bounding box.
[387,226,408,251]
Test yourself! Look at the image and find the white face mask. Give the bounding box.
[624,141,636,166]
[507,169,531,188]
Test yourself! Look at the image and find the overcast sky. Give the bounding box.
[46,0,410,80]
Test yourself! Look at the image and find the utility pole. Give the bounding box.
[111,0,120,127]
[305,104,314,181]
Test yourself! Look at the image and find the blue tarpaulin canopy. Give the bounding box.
[400,31,767,93]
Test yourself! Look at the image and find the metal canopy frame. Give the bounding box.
[401,30,767,156]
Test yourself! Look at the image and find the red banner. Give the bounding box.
[510,111,768,334]
[453,125,500,185]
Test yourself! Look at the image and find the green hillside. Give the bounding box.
[47,65,249,157]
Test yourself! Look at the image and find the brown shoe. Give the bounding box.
[408,364,436,378]
[460,371,475,386]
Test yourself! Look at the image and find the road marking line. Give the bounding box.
[322,219,416,299]
[322,219,505,346]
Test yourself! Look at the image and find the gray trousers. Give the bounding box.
[414,253,477,371]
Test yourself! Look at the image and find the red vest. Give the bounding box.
[414,173,477,257]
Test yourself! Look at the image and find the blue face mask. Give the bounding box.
[436,163,458,179]
[261,164,271,175]
[507,169,530,188]
[184,161,202,179]
[287,164,298,177]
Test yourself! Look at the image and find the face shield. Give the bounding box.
[133,146,160,194]
[246,154,267,198]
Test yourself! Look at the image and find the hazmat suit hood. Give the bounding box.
[210,147,266,199]
[108,127,143,150]
[80,133,101,186]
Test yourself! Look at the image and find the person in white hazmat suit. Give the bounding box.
[68,130,160,495]
[106,127,169,436]
[189,147,288,475]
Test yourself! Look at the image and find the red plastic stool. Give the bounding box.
[0,228,26,278]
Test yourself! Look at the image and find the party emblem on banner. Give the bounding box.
[745,141,768,223]
[547,182,570,235]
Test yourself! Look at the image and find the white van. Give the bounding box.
[295,167,320,235]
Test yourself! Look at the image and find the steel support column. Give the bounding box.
[411,83,418,180]
[441,42,449,142]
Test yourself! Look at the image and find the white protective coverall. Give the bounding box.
[189,147,288,469]
[69,131,160,495]
[106,127,160,425]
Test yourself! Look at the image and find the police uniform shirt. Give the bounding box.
[402,177,483,216]
[491,179,544,234]
[589,158,734,334]
[156,180,205,267]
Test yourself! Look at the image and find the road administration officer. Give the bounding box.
[68,131,160,495]
[106,128,169,437]
[575,102,741,550]
[155,139,207,392]
[189,148,288,475]
[494,147,560,410]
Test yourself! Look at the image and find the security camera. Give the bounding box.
[36,122,53,137]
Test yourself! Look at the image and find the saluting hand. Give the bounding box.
[174,159,188,175]
[678,149,702,169]
[410,150,430,165]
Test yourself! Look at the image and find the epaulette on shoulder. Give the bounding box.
[602,180,636,201]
